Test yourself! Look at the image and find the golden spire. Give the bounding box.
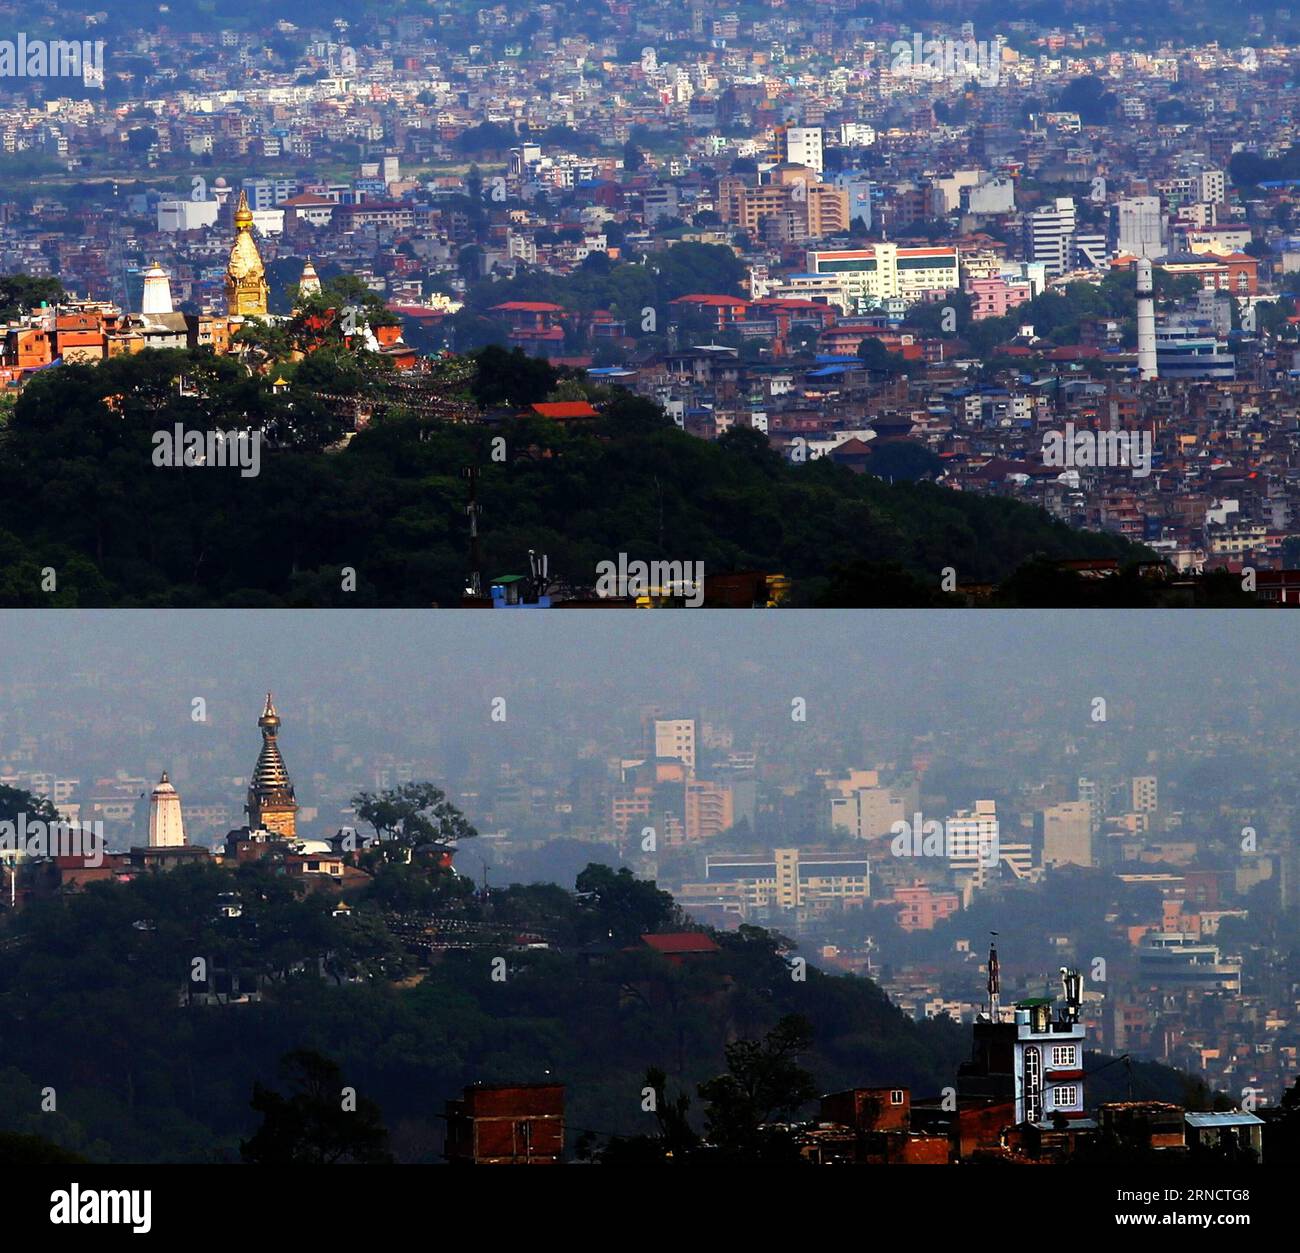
[226,190,268,318]
[234,189,254,231]
[247,693,297,838]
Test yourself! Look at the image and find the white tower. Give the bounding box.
[1136,258,1158,380]
[298,257,322,299]
[141,263,173,316]
[148,772,186,847]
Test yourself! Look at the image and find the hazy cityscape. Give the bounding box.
[0,610,1295,1178]
[0,0,1296,1225]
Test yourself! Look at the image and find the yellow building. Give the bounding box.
[226,191,269,318]
[247,693,297,838]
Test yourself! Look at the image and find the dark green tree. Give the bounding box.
[241,1050,393,1164]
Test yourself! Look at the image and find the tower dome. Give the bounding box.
[141,262,173,317]
[148,771,186,847]
[298,257,322,299]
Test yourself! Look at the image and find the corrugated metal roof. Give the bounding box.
[1185,1112,1264,1127]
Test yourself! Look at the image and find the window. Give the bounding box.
[1052,1085,1079,1109]
[1052,1045,1076,1067]
[890,1090,905,1105]
[1023,1046,1042,1122]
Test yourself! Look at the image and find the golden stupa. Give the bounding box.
[246,693,297,839]
[225,190,269,318]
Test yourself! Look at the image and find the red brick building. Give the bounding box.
[444,1082,565,1164]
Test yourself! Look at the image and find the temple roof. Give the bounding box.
[252,693,294,798]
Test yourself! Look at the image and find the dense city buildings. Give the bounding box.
[1,9,1300,588]
[1,0,1299,1214]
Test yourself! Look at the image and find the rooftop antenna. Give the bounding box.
[528,549,549,602]
[1060,966,1082,1023]
[462,466,482,596]
[987,932,1000,1023]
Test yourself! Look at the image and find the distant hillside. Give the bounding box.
[0,857,1212,1163]
[0,347,1152,607]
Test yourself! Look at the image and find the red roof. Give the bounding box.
[641,932,721,955]
[669,293,749,306]
[531,401,599,419]
[490,301,566,312]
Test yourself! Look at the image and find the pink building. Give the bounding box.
[966,276,1033,321]
[891,881,960,931]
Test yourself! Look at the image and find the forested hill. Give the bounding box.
[0,346,1149,607]
[0,856,1211,1164]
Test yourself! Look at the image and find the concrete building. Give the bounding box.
[1039,800,1094,868]
[784,126,823,174]
[734,169,848,242]
[1025,197,1077,278]
[684,778,734,841]
[1131,776,1158,812]
[830,784,909,839]
[1115,196,1168,259]
[693,847,870,916]
[806,243,960,308]
[654,718,696,775]
[156,199,219,232]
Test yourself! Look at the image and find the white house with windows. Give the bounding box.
[959,954,1088,1126]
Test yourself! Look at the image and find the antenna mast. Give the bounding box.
[987,934,1000,1023]
[462,466,483,597]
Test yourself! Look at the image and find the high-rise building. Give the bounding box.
[1039,800,1093,867]
[1115,196,1168,259]
[830,785,909,838]
[832,171,873,228]
[1131,776,1158,812]
[734,169,848,242]
[806,243,960,307]
[1077,776,1102,832]
[1026,197,1077,277]
[654,718,696,775]
[684,778,733,841]
[247,694,298,838]
[147,772,186,847]
[784,126,824,174]
[1073,231,1110,269]
[947,799,1000,873]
